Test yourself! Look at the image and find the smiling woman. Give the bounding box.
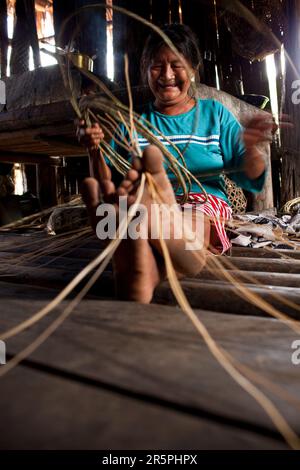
[141,23,201,115]
[147,45,195,115]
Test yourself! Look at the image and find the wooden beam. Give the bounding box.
[0,0,8,78]
[231,246,300,260]
[154,279,300,318]
[0,152,63,165]
[10,0,41,74]
[196,269,300,288]
[217,256,300,274]
[0,102,76,132]
[112,0,128,85]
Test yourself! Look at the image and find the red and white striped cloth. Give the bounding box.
[178,193,232,254]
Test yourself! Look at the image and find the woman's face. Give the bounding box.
[147,45,194,109]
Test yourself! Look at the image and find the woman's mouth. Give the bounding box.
[158,82,178,90]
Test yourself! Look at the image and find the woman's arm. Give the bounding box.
[243,115,275,180]
[76,120,111,180]
[218,101,275,193]
[88,147,112,181]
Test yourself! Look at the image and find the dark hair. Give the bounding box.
[140,23,203,85]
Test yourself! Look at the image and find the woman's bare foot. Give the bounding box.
[81,168,162,304]
[81,144,207,303]
[130,145,207,275]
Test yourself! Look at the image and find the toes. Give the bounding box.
[142,145,164,174]
[101,179,116,203]
[81,177,100,209]
[132,157,143,172]
[116,186,128,197]
[119,180,134,195]
[120,180,132,190]
[127,168,140,182]
[118,176,131,195]
[117,169,140,196]
[81,177,101,231]
[101,178,115,197]
[127,195,136,206]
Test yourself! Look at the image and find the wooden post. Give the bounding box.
[181,0,217,87]
[112,0,127,85]
[10,0,41,75]
[53,0,107,77]
[124,0,151,86]
[75,0,107,77]
[0,0,8,78]
[151,0,169,25]
[37,158,64,208]
[53,0,77,50]
[281,0,300,204]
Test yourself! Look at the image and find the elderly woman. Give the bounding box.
[79,24,273,303]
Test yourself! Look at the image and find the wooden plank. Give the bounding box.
[0,240,101,258]
[0,280,60,300]
[1,262,299,317]
[1,251,300,317]
[154,280,300,318]
[0,117,85,157]
[197,269,300,288]
[1,241,300,275]
[0,299,299,447]
[0,125,76,143]
[218,256,300,274]
[5,244,300,289]
[0,102,76,132]
[0,363,286,450]
[0,252,93,272]
[1,250,300,294]
[0,246,97,260]
[4,233,298,264]
[3,65,81,111]
[0,152,63,165]
[0,264,114,296]
[231,247,300,260]
[0,237,299,317]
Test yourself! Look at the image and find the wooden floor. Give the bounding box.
[0,231,300,449]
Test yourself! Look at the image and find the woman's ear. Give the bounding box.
[190,68,200,85]
[188,71,198,97]
[195,64,201,84]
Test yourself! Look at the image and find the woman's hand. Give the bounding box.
[76,120,105,151]
[76,119,111,180]
[242,115,276,180]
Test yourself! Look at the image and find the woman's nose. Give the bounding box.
[160,63,175,80]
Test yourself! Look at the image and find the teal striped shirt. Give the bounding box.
[109,99,266,203]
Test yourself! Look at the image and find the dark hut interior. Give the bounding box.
[0,0,300,457]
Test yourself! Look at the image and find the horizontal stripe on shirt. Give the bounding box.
[138,134,220,147]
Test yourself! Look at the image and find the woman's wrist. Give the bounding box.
[88,146,111,180]
[244,147,266,180]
